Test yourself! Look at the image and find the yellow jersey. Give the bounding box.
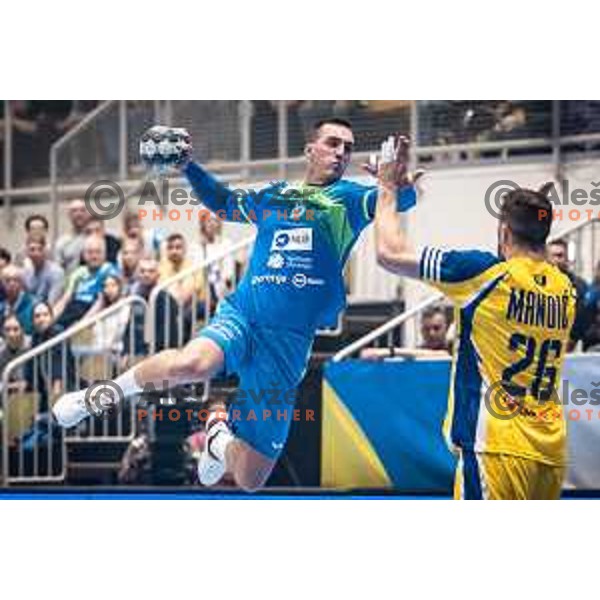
[419,247,577,466]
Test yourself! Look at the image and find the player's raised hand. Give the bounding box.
[363,134,424,189]
[139,125,193,174]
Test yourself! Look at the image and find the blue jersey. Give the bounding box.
[184,162,416,334]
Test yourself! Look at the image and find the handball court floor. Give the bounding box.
[1,488,599,499]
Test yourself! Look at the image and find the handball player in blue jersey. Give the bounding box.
[53,118,418,491]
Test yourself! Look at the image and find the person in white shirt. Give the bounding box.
[189,214,235,304]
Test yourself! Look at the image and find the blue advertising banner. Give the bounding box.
[322,359,455,493]
[322,354,600,493]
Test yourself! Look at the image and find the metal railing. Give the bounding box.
[333,218,600,362]
[147,236,255,403]
[3,101,600,233]
[1,295,147,485]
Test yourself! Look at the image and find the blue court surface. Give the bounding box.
[1,489,598,499]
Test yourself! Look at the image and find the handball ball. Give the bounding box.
[140,125,192,170]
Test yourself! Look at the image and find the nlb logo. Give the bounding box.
[271,228,313,251]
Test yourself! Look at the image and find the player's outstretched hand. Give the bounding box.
[139,125,193,174]
[363,134,425,189]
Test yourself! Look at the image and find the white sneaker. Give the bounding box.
[53,385,119,428]
[198,412,230,486]
[52,389,89,428]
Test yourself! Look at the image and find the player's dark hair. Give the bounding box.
[25,214,49,231]
[499,187,553,251]
[310,117,353,140]
[0,247,12,263]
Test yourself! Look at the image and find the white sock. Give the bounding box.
[114,368,142,398]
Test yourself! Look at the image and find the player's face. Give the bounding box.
[306,124,354,183]
[421,314,448,350]
[33,304,52,332]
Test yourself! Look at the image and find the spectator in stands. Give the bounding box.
[53,235,118,329]
[84,274,131,358]
[582,260,600,352]
[13,213,51,266]
[159,233,205,308]
[360,305,451,360]
[22,234,65,305]
[55,198,92,275]
[26,301,76,412]
[0,247,11,303]
[0,315,31,393]
[127,258,180,354]
[0,265,35,335]
[546,239,590,349]
[123,211,164,260]
[189,215,235,305]
[119,237,142,292]
[83,216,121,265]
[0,247,12,270]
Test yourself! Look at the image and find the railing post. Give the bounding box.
[277,100,288,180]
[552,100,562,181]
[49,143,59,246]
[239,100,253,180]
[119,100,128,181]
[410,100,419,151]
[4,100,13,227]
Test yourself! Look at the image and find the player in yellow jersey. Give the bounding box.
[372,135,576,500]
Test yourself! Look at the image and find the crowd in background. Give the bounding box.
[0,200,241,401]
[2,100,600,190]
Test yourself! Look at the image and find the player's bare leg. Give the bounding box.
[52,337,225,427]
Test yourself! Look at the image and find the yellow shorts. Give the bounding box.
[454,450,565,500]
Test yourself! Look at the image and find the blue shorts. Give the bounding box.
[199,299,313,459]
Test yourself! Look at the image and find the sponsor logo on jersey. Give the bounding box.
[251,274,288,286]
[292,273,325,289]
[271,227,313,251]
[266,252,285,269]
